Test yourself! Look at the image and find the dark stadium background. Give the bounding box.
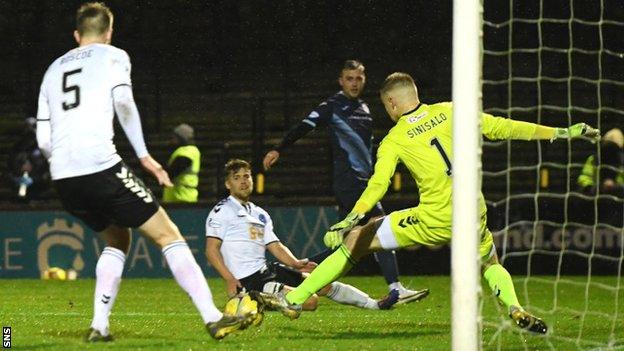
[1,0,622,275]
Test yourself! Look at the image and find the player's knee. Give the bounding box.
[303,294,319,311]
[139,208,184,248]
[100,225,131,254]
[317,284,332,296]
[344,221,376,254]
[108,234,131,254]
[152,221,184,248]
[344,227,363,248]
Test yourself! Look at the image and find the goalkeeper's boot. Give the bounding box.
[206,314,245,340]
[86,328,113,342]
[377,289,400,310]
[251,291,302,320]
[397,288,430,305]
[509,306,548,334]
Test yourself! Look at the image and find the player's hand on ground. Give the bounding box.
[555,123,600,142]
[140,155,173,187]
[226,278,242,298]
[295,258,317,273]
[263,150,280,171]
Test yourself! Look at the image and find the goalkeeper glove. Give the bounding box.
[553,123,600,142]
[323,212,364,249]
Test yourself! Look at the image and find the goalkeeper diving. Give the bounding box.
[259,72,600,334]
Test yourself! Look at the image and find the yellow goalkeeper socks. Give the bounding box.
[286,244,356,305]
[483,264,521,312]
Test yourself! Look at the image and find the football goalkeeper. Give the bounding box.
[260,72,600,334]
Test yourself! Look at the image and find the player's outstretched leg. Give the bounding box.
[483,263,548,334]
[285,221,381,306]
[140,207,248,339]
[88,225,130,342]
[319,282,410,310]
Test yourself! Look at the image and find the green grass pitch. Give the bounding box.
[2,276,623,350]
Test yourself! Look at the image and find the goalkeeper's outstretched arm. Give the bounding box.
[481,113,600,142]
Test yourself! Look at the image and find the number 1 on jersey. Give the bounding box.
[430,137,452,176]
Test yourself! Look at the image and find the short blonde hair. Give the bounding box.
[380,72,416,95]
[76,2,113,37]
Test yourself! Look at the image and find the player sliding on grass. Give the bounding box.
[258,72,600,334]
[206,159,400,319]
[36,2,258,341]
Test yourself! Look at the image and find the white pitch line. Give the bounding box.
[9,312,198,317]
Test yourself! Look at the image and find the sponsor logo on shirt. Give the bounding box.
[249,225,264,240]
[407,112,428,124]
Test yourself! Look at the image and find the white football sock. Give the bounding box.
[389,281,407,293]
[91,247,125,335]
[326,282,378,310]
[162,240,222,323]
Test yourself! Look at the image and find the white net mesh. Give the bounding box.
[482,0,624,349]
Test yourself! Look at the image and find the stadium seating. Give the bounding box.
[0,83,598,209]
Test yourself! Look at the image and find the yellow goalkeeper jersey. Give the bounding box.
[354,102,541,228]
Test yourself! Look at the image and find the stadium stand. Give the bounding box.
[0,85,605,210]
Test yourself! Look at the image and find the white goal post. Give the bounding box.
[452,0,483,350]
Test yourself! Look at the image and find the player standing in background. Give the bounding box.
[263,60,428,304]
[35,2,256,341]
[205,159,399,318]
[263,72,600,334]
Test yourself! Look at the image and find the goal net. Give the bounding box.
[481,0,624,349]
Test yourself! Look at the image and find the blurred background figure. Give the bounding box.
[162,123,200,203]
[6,117,51,201]
[577,127,624,197]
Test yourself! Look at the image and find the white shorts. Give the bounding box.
[376,216,400,250]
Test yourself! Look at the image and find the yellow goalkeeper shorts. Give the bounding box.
[376,206,495,259]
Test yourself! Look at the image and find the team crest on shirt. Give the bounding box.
[407,112,428,124]
[258,214,267,224]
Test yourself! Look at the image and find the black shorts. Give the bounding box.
[238,262,305,293]
[53,161,159,232]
